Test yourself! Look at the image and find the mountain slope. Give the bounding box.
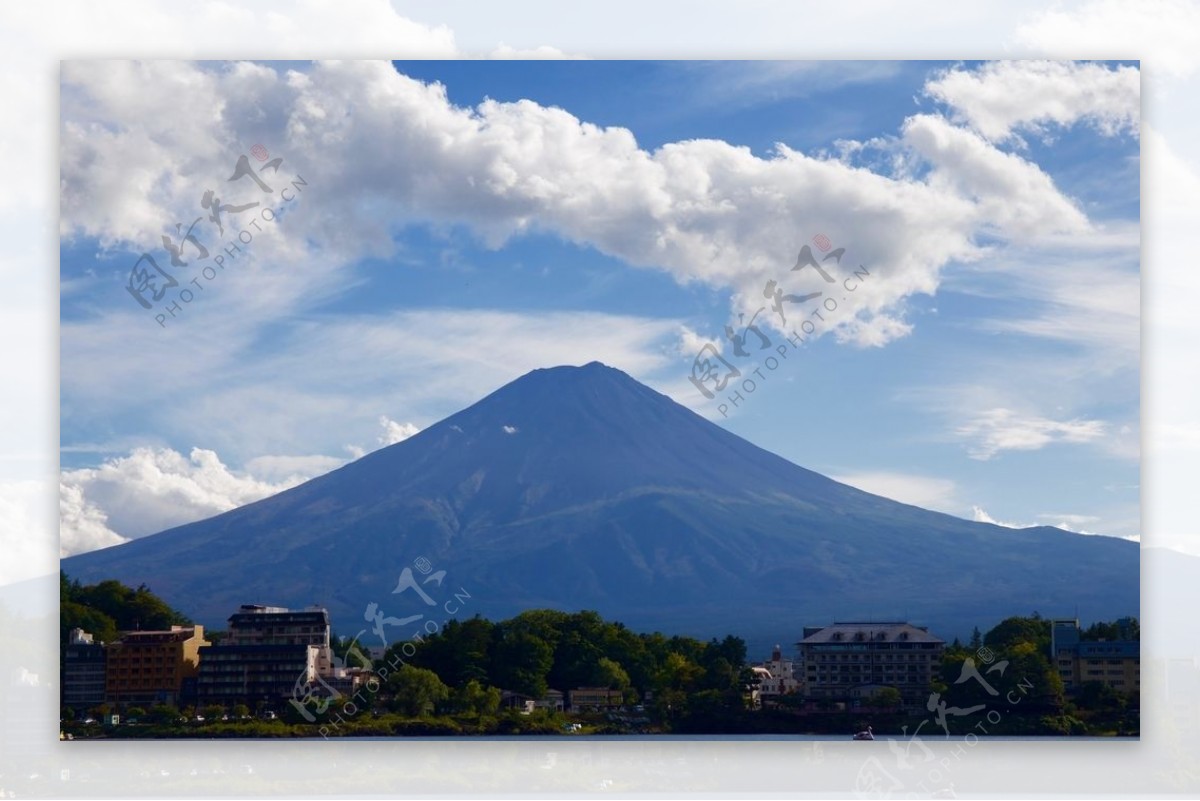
[62,362,1138,646]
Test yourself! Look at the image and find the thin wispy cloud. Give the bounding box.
[829,470,960,513]
[956,408,1107,460]
[974,504,1139,542]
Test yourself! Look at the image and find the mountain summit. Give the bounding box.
[63,362,1138,644]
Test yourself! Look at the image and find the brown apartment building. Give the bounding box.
[105,625,208,706]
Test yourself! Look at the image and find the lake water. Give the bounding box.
[342,734,1136,741]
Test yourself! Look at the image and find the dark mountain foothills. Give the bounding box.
[62,362,1138,647]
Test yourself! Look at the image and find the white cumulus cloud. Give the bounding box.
[901,113,1090,235]
[924,60,1140,144]
[59,480,128,557]
[59,58,1102,365]
[59,447,304,555]
[60,412,434,557]
[379,416,420,446]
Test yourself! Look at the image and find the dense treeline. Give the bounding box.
[58,581,1138,737]
[935,613,1139,736]
[60,571,191,644]
[1080,618,1139,641]
[375,609,753,730]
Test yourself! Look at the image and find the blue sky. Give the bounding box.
[58,59,1140,555]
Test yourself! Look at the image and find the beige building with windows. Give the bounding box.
[105,625,208,706]
[1050,618,1140,693]
[568,687,623,711]
[798,621,943,704]
[753,644,802,702]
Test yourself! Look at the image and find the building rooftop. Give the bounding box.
[116,625,204,644]
[798,621,944,645]
[68,628,94,645]
[200,642,318,654]
[229,606,329,623]
[1076,641,1140,658]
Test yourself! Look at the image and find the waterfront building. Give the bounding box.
[1050,617,1140,693]
[62,628,106,712]
[105,625,208,706]
[196,604,334,705]
[753,644,802,701]
[798,621,944,703]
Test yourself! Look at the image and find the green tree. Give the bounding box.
[870,687,903,709]
[702,656,737,692]
[650,687,689,723]
[1076,681,1128,712]
[595,657,631,690]
[232,704,251,719]
[60,601,117,645]
[492,629,553,699]
[985,616,1051,655]
[59,572,190,644]
[655,651,704,692]
[679,687,748,731]
[550,628,604,689]
[706,635,748,670]
[453,679,501,716]
[332,631,373,669]
[1080,618,1139,642]
[387,665,450,717]
[147,704,179,725]
[282,698,323,724]
[407,616,496,687]
[201,704,225,722]
[942,640,1064,717]
[1005,642,1065,712]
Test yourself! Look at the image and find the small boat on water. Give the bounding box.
[853,725,874,740]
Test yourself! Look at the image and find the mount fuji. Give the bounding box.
[62,362,1138,647]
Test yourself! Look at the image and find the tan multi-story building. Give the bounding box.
[105,625,208,706]
[798,621,944,704]
[753,644,802,701]
[1050,618,1140,693]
